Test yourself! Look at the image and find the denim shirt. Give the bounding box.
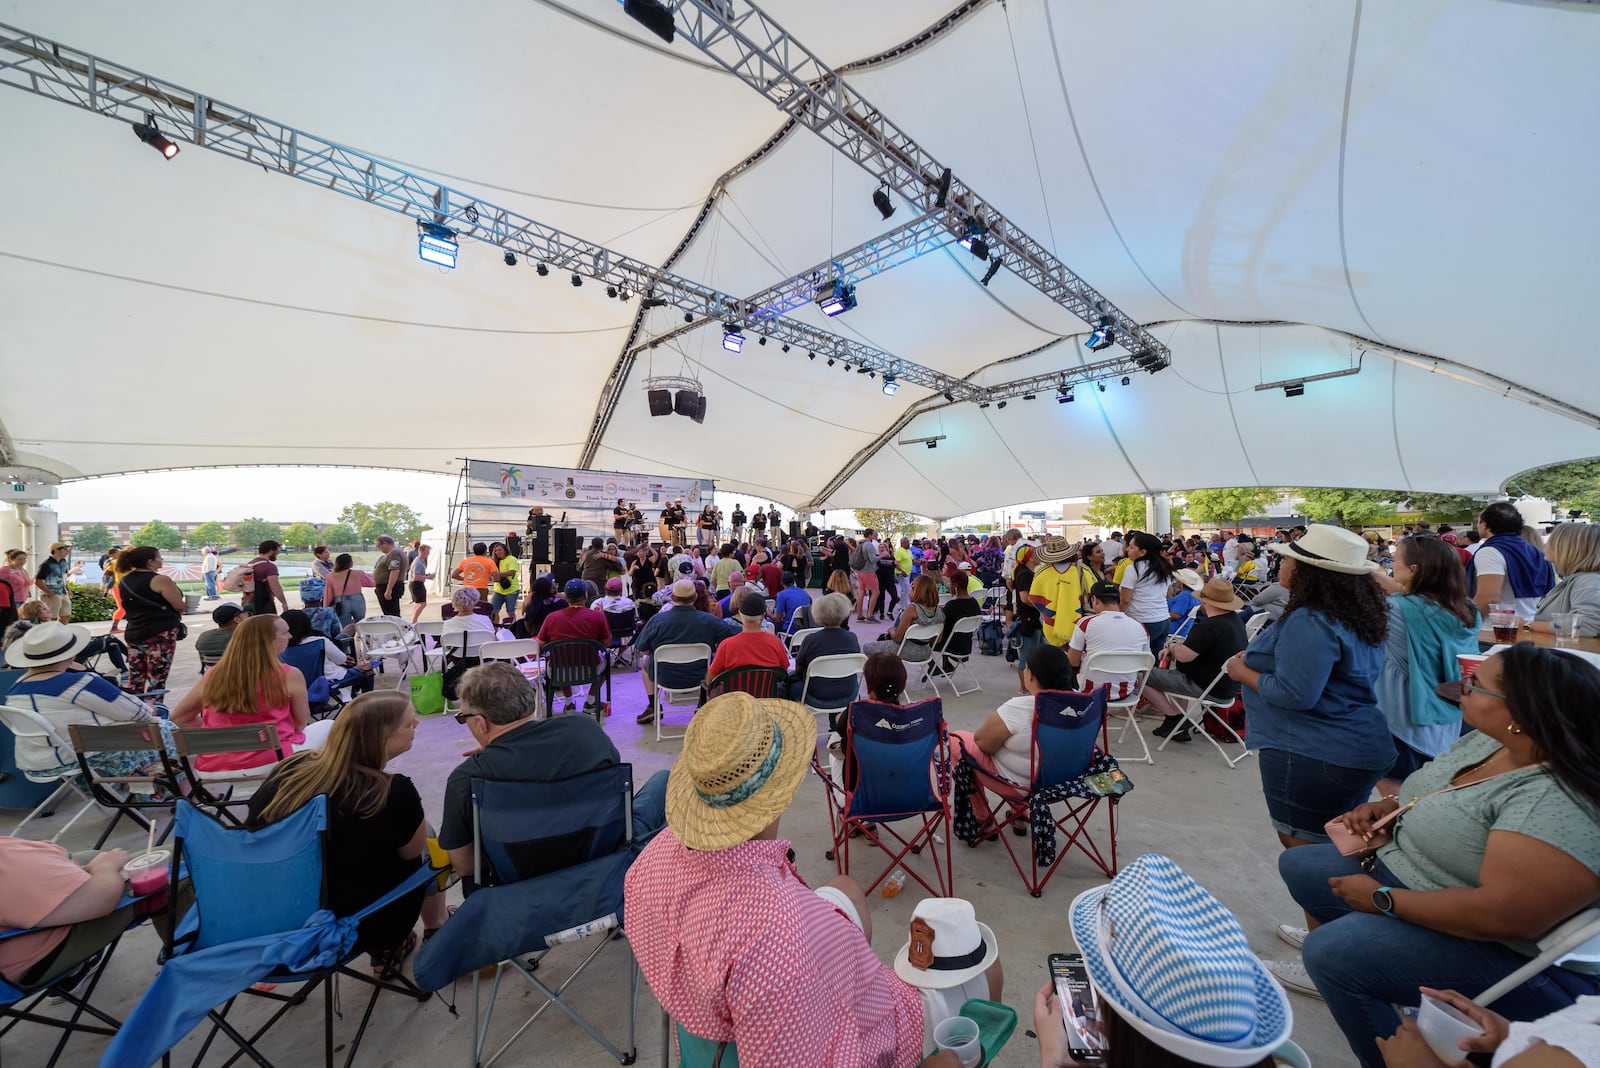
[1242,606,1392,771]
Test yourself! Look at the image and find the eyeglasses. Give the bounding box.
[1460,680,1506,701]
[453,711,481,725]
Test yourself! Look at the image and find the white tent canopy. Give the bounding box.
[2,0,1596,518]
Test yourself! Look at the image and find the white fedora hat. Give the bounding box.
[893,897,999,990]
[1266,524,1378,575]
[5,622,93,669]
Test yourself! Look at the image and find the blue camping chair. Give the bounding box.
[412,765,658,1068]
[102,797,436,1068]
[278,642,338,720]
[959,688,1120,897]
[813,698,952,897]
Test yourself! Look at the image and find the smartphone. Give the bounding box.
[1049,952,1106,1062]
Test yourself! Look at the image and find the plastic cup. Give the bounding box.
[1456,654,1488,682]
[1416,993,1484,1063]
[123,849,170,897]
[933,1016,982,1068]
[1551,612,1581,648]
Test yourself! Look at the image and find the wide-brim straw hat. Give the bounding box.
[665,691,818,851]
[1266,524,1379,575]
[1034,536,1078,567]
[1197,577,1244,612]
[1172,568,1204,593]
[5,622,92,669]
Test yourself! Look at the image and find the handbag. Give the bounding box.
[409,671,446,716]
[1325,771,1510,856]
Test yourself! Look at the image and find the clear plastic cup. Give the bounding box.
[123,849,170,897]
[1416,993,1484,1063]
[933,1016,982,1068]
[1489,605,1520,644]
[1551,612,1581,648]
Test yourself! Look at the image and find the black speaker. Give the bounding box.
[647,388,673,416]
[674,389,700,417]
[553,527,579,565]
[789,520,801,539]
[551,561,579,587]
[690,393,707,424]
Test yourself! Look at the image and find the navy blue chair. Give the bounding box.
[278,641,337,719]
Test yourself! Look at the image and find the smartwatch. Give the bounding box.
[1372,886,1397,918]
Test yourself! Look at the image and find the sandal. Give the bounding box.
[370,930,418,979]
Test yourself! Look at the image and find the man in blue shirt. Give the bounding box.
[771,571,810,635]
[633,579,737,724]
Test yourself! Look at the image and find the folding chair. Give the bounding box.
[279,642,341,721]
[68,722,177,848]
[412,619,447,672]
[785,627,821,653]
[604,608,639,668]
[103,797,435,1068]
[813,698,952,897]
[541,638,613,720]
[924,616,983,697]
[1156,667,1253,768]
[351,619,415,680]
[1244,612,1272,641]
[0,702,105,843]
[412,766,648,1067]
[706,666,788,699]
[650,643,712,741]
[478,638,544,701]
[1080,650,1155,765]
[1476,907,1600,1007]
[798,653,867,721]
[959,689,1121,897]
[197,651,225,676]
[898,622,944,690]
[172,724,287,828]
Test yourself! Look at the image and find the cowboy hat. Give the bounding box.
[5,622,92,669]
[1266,524,1379,575]
[1069,854,1292,1067]
[1197,577,1244,612]
[1034,536,1077,567]
[665,691,817,851]
[893,898,999,990]
[1171,568,1204,593]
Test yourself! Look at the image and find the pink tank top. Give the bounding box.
[196,664,303,772]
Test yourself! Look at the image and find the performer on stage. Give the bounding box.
[749,506,766,539]
[730,503,746,542]
[613,499,630,543]
[767,503,782,534]
[697,505,718,547]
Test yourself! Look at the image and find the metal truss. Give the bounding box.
[981,350,1168,402]
[649,0,1171,369]
[747,213,954,320]
[0,22,981,399]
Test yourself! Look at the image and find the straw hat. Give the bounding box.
[665,691,817,851]
[1171,568,1204,593]
[1197,577,1244,612]
[1266,524,1378,575]
[893,898,1000,989]
[1034,536,1077,567]
[5,622,92,669]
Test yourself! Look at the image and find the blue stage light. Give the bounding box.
[417,223,458,269]
[722,324,745,353]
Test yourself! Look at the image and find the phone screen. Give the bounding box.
[1049,953,1107,1061]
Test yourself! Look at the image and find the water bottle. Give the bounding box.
[544,914,618,947]
[882,870,907,898]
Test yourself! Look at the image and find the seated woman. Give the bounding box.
[3,600,129,676]
[825,567,856,607]
[515,575,562,640]
[246,691,446,975]
[281,609,374,699]
[0,838,143,990]
[4,622,175,779]
[830,651,914,791]
[1268,644,1600,1068]
[790,592,861,727]
[1531,521,1600,636]
[934,573,982,670]
[947,644,1077,828]
[441,588,495,698]
[863,575,943,663]
[171,615,334,774]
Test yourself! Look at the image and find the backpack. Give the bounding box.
[850,541,874,572]
[977,617,1005,656]
[220,564,254,594]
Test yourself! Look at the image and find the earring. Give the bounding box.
[1506,723,1523,735]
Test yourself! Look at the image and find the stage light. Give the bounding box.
[980,257,1002,286]
[997,400,1008,409]
[607,285,618,298]
[1023,393,1036,401]
[619,289,631,302]
[1121,376,1131,386]
[1284,383,1305,398]
[959,217,989,260]
[1098,381,1107,393]
[571,273,583,287]
[808,351,816,360]
[978,401,991,409]
[856,366,871,375]
[925,440,937,449]
[1086,315,1116,351]
[817,279,857,317]
[622,0,676,43]
[827,357,836,367]
[781,343,790,353]
[943,392,955,402]
[758,336,767,347]
[642,296,668,308]
[684,311,694,323]
[1057,385,1074,403]
[132,116,179,159]
[722,324,745,352]
[934,168,952,209]
[503,251,516,267]
[536,262,549,277]
[882,374,898,396]
[417,223,459,269]
[872,184,895,220]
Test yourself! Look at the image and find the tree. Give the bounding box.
[337,502,375,531]
[130,519,182,550]
[1402,494,1483,521]
[319,523,359,548]
[1083,495,1146,532]
[72,522,113,552]
[231,517,282,550]
[1504,460,1600,518]
[853,510,923,536]
[1178,488,1280,526]
[358,516,394,546]
[340,501,425,544]
[1293,489,1400,527]
[281,522,321,550]
[188,521,228,549]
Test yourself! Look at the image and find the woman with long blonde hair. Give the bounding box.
[171,614,331,773]
[247,691,444,973]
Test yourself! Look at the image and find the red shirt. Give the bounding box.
[760,563,783,595]
[707,630,790,679]
[536,605,611,645]
[624,831,921,1067]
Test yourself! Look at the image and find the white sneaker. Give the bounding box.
[1276,924,1308,950]
[1261,958,1322,999]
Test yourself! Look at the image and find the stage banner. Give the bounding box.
[463,459,710,544]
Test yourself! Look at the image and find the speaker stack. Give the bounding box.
[647,389,673,417]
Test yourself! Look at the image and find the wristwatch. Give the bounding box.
[1372,886,1397,918]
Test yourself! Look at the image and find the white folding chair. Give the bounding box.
[1476,908,1600,1007]
[786,627,822,653]
[413,619,447,671]
[798,653,867,720]
[1244,613,1272,641]
[0,702,104,842]
[353,619,417,681]
[1158,667,1254,768]
[977,587,1006,616]
[1081,649,1156,765]
[936,592,952,607]
[898,623,944,691]
[924,616,983,697]
[478,639,545,705]
[651,643,712,741]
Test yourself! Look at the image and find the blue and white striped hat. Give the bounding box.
[1069,854,1292,1067]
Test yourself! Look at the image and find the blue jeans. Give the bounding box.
[491,591,519,617]
[1140,619,1170,656]
[1280,844,1600,1068]
[204,572,217,598]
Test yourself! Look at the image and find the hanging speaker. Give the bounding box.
[647,388,673,416]
[674,389,701,417]
[690,393,707,424]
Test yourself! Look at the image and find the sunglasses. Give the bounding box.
[1460,680,1506,701]
[453,711,481,725]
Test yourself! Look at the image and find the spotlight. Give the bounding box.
[817,279,857,317]
[503,251,516,267]
[980,257,1002,286]
[536,262,549,277]
[722,324,745,352]
[642,296,668,308]
[934,167,952,209]
[997,400,1008,409]
[1097,381,1107,393]
[607,285,618,298]
[131,116,179,159]
[1086,315,1116,352]
[1121,376,1131,386]
[882,374,899,396]
[959,218,990,260]
[808,351,816,361]
[1284,383,1305,398]
[872,184,895,221]
[856,366,871,375]
[1023,393,1036,401]
[925,440,937,449]
[417,223,459,269]
[619,289,631,302]
[1057,385,1075,403]
[622,0,676,43]
[868,371,876,379]
[684,311,694,323]
[827,357,836,367]
[571,273,583,287]
[781,343,790,353]
[943,392,955,402]
[758,336,767,347]
[978,401,991,409]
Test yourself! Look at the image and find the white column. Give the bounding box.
[1146,494,1172,535]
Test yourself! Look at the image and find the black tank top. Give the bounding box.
[122,571,182,643]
